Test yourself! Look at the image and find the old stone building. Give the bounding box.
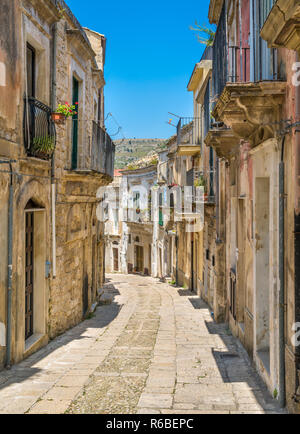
[0,0,114,369]
[120,165,157,276]
[104,170,122,273]
[188,45,227,323]
[203,0,300,413]
[162,123,202,290]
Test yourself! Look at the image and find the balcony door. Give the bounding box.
[71,77,79,169]
[26,43,35,98]
[136,246,144,273]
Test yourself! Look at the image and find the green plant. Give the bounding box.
[190,22,216,46]
[194,175,207,192]
[170,280,176,286]
[58,5,66,18]
[55,102,78,118]
[126,164,139,171]
[273,388,278,399]
[32,136,55,155]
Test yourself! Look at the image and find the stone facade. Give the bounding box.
[0,0,114,369]
[120,166,157,277]
[104,171,122,273]
[203,0,300,413]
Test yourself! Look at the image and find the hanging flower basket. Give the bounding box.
[51,112,66,124]
[52,102,78,124]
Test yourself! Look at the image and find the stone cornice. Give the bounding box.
[261,0,300,52]
[92,68,105,88]
[212,81,286,147]
[208,0,224,25]
[188,60,212,97]
[66,29,96,61]
[24,0,61,25]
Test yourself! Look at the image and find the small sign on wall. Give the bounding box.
[0,323,6,347]
[0,62,6,87]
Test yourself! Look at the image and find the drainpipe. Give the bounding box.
[51,23,57,278]
[279,135,286,408]
[0,160,15,369]
[175,229,178,286]
[294,52,300,404]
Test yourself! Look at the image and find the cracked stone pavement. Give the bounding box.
[0,274,284,414]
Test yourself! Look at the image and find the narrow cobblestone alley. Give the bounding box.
[0,275,284,414]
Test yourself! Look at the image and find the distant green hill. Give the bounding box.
[114,138,167,169]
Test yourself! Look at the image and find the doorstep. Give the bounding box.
[24,333,48,359]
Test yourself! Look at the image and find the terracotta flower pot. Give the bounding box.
[51,112,66,124]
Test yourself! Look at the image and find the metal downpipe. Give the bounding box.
[279,136,286,408]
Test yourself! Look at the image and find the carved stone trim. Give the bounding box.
[212,81,286,147]
[261,0,300,53]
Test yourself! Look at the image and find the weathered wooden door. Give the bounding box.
[25,212,34,339]
[136,246,144,273]
[113,248,119,271]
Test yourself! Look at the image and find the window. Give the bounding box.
[159,193,163,226]
[71,76,79,169]
[133,192,140,211]
[148,191,152,221]
[251,0,277,81]
[26,43,35,98]
[170,193,174,208]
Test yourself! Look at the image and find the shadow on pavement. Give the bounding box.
[0,282,123,393]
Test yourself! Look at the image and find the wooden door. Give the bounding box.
[113,248,119,271]
[25,212,34,339]
[136,246,144,273]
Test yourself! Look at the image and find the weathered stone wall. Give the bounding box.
[0,0,112,368]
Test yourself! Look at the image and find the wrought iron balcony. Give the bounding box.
[176,117,201,156]
[23,97,56,161]
[71,121,115,178]
[91,121,115,178]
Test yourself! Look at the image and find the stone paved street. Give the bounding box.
[0,274,284,414]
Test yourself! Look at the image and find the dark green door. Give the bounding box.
[71,77,79,169]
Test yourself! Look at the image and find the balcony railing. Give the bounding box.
[91,121,115,178]
[176,117,201,156]
[23,97,56,160]
[228,46,250,83]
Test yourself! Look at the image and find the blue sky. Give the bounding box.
[67,0,212,139]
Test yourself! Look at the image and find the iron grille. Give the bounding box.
[92,121,115,177]
[23,97,56,160]
[176,117,201,147]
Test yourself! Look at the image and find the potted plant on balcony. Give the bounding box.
[32,136,55,160]
[51,102,78,124]
[194,175,208,202]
